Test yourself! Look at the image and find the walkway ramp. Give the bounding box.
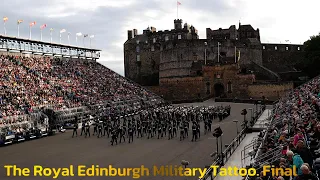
[203,109,272,180]
[212,132,259,180]
[252,109,272,131]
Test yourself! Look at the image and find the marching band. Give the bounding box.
[71,105,231,145]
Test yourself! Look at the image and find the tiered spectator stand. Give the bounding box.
[0,54,165,146]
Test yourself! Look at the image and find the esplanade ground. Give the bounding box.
[0,100,260,180]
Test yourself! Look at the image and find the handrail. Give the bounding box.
[198,128,247,180]
[198,109,266,180]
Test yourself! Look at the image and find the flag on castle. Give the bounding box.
[3,17,8,22]
[84,34,88,37]
[50,28,54,31]
[60,29,66,33]
[17,20,23,24]
[29,22,36,27]
[40,24,47,29]
[176,1,181,19]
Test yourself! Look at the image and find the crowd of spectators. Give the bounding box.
[0,55,161,126]
[252,77,320,180]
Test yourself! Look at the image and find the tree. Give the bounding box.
[299,33,320,78]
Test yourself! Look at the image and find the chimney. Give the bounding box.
[133,29,138,37]
[127,30,133,40]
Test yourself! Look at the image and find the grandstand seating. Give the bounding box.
[247,76,320,180]
[0,55,163,135]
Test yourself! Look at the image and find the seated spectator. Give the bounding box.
[287,150,304,176]
[295,140,314,167]
[296,165,318,180]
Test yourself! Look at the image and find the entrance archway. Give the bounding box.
[214,83,225,98]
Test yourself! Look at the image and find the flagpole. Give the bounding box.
[60,33,61,44]
[90,38,91,48]
[50,31,52,43]
[40,29,43,41]
[68,34,70,45]
[83,37,85,47]
[177,1,178,19]
[29,26,32,39]
[17,24,20,37]
[4,21,6,36]
[76,36,78,46]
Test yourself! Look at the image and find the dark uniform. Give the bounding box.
[97,122,103,138]
[157,126,162,139]
[111,129,117,146]
[168,124,173,140]
[72,122,78,137]
[128,127,134,143]
[119,127,125,143]
[197,123,200,138]
[80,121,85,136]
[137,124,142,138]
[93,120,98,135]
[180,124,184,141]
[147,125,152,139]
[184,123,188,138]
[173,122,177,137]
[192,124,197,141]
[85,122,90,138]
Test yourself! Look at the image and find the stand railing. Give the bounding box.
[199,128,247,180]
[241,138,261,168]
[198,108,266,180]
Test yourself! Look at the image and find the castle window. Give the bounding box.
[136,46,140,53]
[298,47,300,51]
[286,47,288,51]
[136,55,140,62]
[151,45,154,52]
[275,46,277,50]
[165,36,169,41]
[262,46,265,50]
[145,40,148,44]
[178,34,181,39]
[136,40,140,44]
[153,38,156,43]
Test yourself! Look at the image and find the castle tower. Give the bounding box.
[174,19,183,30]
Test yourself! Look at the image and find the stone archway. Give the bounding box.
[214,83,225,98]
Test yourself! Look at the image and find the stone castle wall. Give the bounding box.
[248,82,294,100]
[261,43,304,72]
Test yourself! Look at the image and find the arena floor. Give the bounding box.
[0,100,258,180]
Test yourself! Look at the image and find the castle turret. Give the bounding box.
[133,29,138,37]
[127,30,133,40]
[174,19,183,30]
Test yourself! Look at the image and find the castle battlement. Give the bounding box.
[126,19,199,43]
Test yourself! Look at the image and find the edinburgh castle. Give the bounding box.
[124,19,304,102]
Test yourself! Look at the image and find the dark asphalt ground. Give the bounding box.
[0,100,258,180]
